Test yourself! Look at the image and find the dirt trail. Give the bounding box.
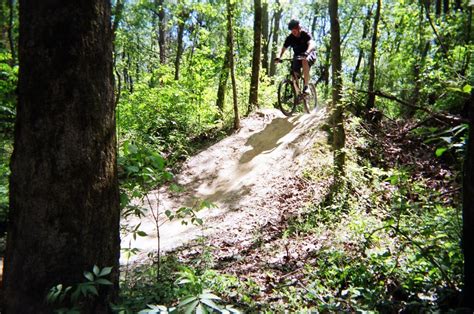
[121,108,326,263]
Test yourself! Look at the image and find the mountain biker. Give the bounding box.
[275,19,316,95]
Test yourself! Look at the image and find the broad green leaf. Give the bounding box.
[86,284,99,296]
[435,147,448,157]
[99,266,113,277]
[93,265,100,276]
[136,230,148,237]
[183,300,199,314]
[178,295,198,307]
[199,292,221,300]
[128,144,138,154]
[95,278,113,285]
[84,271,94,282]
[196,303,207,314]
[463,84,472,93]
[200,298,221,311]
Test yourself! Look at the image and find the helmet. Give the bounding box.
[288,19,300,30]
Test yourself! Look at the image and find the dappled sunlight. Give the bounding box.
[121,108,326,262]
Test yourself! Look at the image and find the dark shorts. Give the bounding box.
[292,51,316,74]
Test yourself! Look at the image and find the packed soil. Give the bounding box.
[121,108,329,264]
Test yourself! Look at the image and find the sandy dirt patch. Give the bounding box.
[121,108,327,263]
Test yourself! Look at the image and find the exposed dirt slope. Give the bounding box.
[121,108,327,263]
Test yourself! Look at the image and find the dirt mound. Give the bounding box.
[121,108,327,263]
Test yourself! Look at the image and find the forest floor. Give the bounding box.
[121,107,329,264]
[121,106,462,311]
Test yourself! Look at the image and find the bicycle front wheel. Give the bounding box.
[278,79,297,116]
[303,83,318,113]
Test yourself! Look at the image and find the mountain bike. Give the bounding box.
[276,58,318,116]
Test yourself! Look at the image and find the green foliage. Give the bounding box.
[46,266,114,313]
[0,52,17,133]
[118,256,245,313]
[0,137,11,228]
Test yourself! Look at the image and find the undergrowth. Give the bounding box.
[116,114,463,313]
[268,116,463,312]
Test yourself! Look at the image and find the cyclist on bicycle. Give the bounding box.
[275,19,316,95]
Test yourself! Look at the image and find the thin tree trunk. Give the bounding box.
[409,1,429,116]
[216,39,232,113]
[155,0,166,64]
[261,0,269,74]
[352,5,373,85]
[443,0,449,15]
[329,0,345,180]
[226,0,239,130]
[112,0,124,36]
[454,0,462,11]
[248,0,262,113]
[269,0,282,77]
[322,41,331,96]
[7,0,16,65]
[174,9,187,80]
[461,5,472,76]
[4,1,120,312]
[366,0,381,113]
[435,0,442,17]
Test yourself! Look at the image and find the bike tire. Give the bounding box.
[303,83,318,113]
[278,79,297,116]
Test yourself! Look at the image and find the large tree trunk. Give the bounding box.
[248,0,262,114]
[226,0,239,130]
[366,0,381,114]
[269,0,282,77]
[329,0,345,180]
[4,1,120,312]
[261,0,269,74]
[462,88,474,309]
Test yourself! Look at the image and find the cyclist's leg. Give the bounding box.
[304,50,316,85]
[303,51,317,88]
[302,59,310,87]
[292,57,302,92]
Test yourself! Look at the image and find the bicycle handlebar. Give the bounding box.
[275,56,307,63]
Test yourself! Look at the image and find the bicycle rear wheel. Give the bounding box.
[278,79,297,116]
[303,83,318,113]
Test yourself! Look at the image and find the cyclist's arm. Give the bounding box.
[278,46,287,59]
[305,40,316,55]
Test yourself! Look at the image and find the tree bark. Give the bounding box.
[7,0,16,65]
[352,5,373,85]
[443,0,449,15]
[366,0,381,113]
[216,33,232,113]
[174,8,187,80]
[248,0,262,113]
[329,0,345,180]
[462,88,474,309]
[4,1,120,312]
[269,0,282,77]
[226,0,239,130]
[261,0,269,74]
[435,0,442,17]
[155,0,166,64]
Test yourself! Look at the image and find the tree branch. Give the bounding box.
[357,89,467,124]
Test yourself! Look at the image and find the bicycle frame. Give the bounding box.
[282,59,303,98]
